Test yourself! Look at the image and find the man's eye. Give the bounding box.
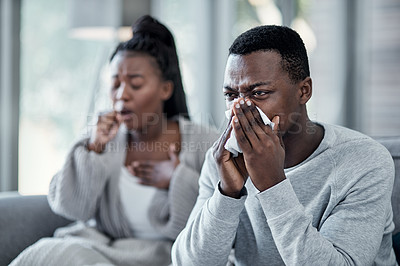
[224,92,238,100]
[252,91,270,97]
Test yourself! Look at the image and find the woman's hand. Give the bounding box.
[213,115,249,198]
[88,111,120,153]
[128,144,180,189]
[232,98,286,192]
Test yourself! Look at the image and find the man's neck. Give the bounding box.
[283,119,324,169]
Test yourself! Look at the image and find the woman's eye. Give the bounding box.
[129,77,143,90]
[130,84,142,90]
[112,82,120,90]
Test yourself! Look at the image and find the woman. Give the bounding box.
[11,15,218,266]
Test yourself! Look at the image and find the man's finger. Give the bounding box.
[232,115,252,152]
[247,99,273,136]
[242,98,267,138]
[271,116,284,148]
[232,99,257,148]
[213,116,233,162]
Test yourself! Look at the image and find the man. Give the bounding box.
[172,25,396,265]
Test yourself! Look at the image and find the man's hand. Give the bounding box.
[128,144,180,189]
[88,111,120,153]
[232,98,286,192]
[213,115,249,198]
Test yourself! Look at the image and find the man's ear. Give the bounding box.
[161,81,174,101]
[298,77,312,104]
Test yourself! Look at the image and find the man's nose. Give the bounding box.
[238,92,250,99]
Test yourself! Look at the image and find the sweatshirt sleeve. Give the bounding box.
[47,138,120,221]
[256,153,395,265]
[172,149,247,266]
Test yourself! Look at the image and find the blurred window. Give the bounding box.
[19,0,113,194]
[15,0,400,195]
[231,0,400,136]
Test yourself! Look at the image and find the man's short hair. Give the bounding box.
[229,25,310,83]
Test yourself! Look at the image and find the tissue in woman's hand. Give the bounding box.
[224,106,275,157]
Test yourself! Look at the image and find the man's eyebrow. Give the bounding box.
[248,82,271,90]
[223,82,271,91]
[223,85,237,91]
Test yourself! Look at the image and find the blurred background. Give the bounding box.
[1,0,399,195]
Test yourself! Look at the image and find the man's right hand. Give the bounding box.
[87,111,120,153]
[213,118,248,198]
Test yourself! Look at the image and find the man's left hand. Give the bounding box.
[232,98,286,192]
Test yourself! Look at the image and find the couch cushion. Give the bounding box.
[0,194,71,265]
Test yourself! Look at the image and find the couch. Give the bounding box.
[0,193,71,265]
[0,136,399,265]
[375,136,400,263]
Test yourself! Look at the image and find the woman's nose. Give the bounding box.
[115,82,131,101]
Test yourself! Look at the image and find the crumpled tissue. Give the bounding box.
[224,106,274,157]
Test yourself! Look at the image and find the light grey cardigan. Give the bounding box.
[48,116,219,240]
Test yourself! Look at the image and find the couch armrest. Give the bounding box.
[374,136,400,263]
[374,136,400,234]
[0,193,72,265]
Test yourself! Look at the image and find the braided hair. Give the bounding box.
[110,15,189,119]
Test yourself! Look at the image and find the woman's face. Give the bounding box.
[110,51,172,131]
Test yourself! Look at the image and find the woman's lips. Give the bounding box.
[118,108,134,121]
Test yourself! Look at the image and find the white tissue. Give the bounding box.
[224,106,274,157]
[114,101,124,112]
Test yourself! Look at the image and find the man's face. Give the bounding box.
[223,51,305,135]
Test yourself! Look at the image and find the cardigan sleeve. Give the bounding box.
[171,149,247,266]
[148,121,220,240]
[148,162,202,240]
[47,138,122,221]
